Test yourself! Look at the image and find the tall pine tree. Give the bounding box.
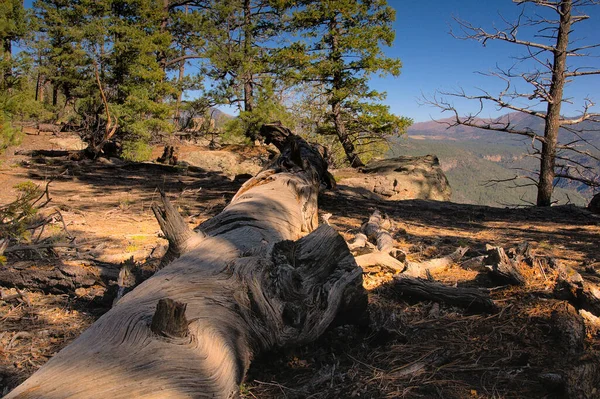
[0,0,28,91]
[286,0,411,167]
[204,0,285,140]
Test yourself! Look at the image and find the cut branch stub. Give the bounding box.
[152,191,204,267]
[151,298,189,338]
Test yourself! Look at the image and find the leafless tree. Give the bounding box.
[428,0,600,206]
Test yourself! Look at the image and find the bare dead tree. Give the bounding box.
[427,0,600,206]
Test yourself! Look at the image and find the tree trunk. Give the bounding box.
[157,0,170,77]
[174,6,188,129]
[537,0,571,206]
[329,19,364,168]
[52,85,58,107]
[332,100,364,167]
[174,61,185,128]
[242,0,255,140]
[5,123,366,399]
[3,36,12,89]
[35,73,44,102]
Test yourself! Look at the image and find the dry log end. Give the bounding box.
[354,252,405,273]
[265,224,368,335]
[347,233,368,250]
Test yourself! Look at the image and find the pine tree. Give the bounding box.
[31,0,210,159]
[286,0,411,167]
[0,0,28,91]
[33,0,93,111]
[204,0,284,140]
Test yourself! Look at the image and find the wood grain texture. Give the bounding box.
[394,275,498,313]
[5,125,366,399]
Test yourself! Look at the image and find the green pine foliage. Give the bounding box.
[203,0,285,140]
[5,0,409,164]
[0,0,28,90]
[223,81,297,143]
[283,0,412,166]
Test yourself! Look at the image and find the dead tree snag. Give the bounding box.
[5,123,366,399]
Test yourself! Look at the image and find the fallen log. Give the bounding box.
[393,275,498,313]
[353,210,404,272]
[550,302,586,355]
[5,123,367,399]
[555,262,600,317]
[403,247,468,278]
[14,149,72,157]
[0,260,119,297]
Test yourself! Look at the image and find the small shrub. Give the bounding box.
[0,112,22,153]
[122,139,153,162]
[0,181,43,243]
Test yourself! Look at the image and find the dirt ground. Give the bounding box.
[1,133,599,398]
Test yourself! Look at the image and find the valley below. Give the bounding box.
[393,113,600,207]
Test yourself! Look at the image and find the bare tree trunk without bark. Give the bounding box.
[537,0,572,206]
[5,123,366,399]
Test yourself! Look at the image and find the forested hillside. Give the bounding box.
[394,112,600,207]
[391,136,590,206]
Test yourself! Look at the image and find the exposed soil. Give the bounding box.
[1,132,599,398]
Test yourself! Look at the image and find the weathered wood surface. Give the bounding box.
[393,275,498,313]
[354,210,404,272]
[484,246,526,285]
[403,247,468,278]
[5,123,366,399]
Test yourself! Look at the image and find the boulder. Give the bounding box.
[179,149,264,178]
[334,155,452,201]
[48,135,87,151]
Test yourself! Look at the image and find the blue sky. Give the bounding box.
[22,0,600,123]
[383,0,600,122]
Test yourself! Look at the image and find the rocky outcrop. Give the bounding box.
[179,149,267,178]
[334,155,452,201]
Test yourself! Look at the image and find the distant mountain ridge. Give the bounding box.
[407,112,600,147]
[392,112,599,207]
